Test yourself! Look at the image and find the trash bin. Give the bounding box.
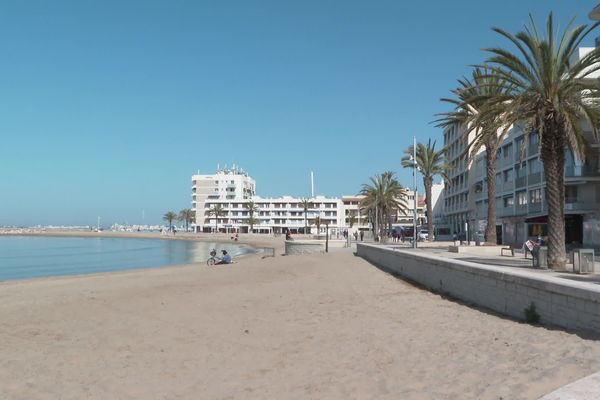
[573,249,595,274]
[532,246,548,269]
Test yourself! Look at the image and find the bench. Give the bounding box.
[501,242,523,257]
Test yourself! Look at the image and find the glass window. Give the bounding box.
[503,143,513,159]
[517,191,527,205]
[565,186,578,202]
[503,196,514,207]
[504,169,513,182]
[528,158,540,174]
[529,189,542,203]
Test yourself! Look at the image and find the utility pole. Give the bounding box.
[413,136,418,249]
[97,216,101,232]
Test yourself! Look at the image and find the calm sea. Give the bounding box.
[0,236,255,282]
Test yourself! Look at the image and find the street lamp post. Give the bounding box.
[412,136,418,249]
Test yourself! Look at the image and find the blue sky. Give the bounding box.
[0,0,596,226]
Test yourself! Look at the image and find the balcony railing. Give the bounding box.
[515,176,527,188]
[565,166,600,178]
[565,202,597,211]
[529,202,542,213]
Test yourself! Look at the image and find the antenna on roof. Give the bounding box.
[311,171,314,198]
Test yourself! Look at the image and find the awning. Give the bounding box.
[525,215,547,223]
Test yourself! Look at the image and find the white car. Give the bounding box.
[418,230,430,241]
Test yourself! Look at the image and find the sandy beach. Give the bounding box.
[1,235,600,399]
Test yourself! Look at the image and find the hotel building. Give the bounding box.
[191,167,434,235]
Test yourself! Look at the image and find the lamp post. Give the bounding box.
[412,136,418,249]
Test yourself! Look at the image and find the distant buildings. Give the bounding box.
[191,166,437,235]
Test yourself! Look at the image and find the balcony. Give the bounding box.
[529,202,542,213]
[564,201,597,212]
[515,176,527,188]
[515,204,527,215]
[565,166,600,178]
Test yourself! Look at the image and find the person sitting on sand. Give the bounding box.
[217,250,232,265]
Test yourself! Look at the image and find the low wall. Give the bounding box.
[357,243,600,334]
[285,240,324,255]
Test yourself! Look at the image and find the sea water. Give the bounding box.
[0,236,254,281]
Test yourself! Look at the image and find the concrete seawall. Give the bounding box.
[357,243,600,334]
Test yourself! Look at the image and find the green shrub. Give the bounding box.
[524,302,540,324]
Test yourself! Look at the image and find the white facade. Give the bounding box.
[191,167,440,236]
[192,166,256,228]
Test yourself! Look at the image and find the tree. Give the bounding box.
[299,199,311,234]
[436,67,513,245]
[163,211,177,232]
[245,201,259,233]
[359,171,408,242]
[401,140,449,242]
[311,216,325,233]
[348,210,357,228]
[178,209,195,232]
[208,204,225,233]
[476,13,600,268]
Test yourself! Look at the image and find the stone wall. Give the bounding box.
[357,243,600,334]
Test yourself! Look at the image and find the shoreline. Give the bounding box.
[0,231,283,285]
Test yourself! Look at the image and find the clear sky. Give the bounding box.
[1,0,596,226]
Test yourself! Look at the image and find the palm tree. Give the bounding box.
[311,215,326,233]
[208,204,225,233]
[347,210,357,228]
[436,67,513,245]
[299,199,311,234]
[163,211,177,232]
[401,140,449,242]
[178,209,195,232]
[245,201,259,233]
[359,171,408,242]
[476,13,600,268]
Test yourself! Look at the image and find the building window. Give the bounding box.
[529,158,540,174]
[517,191,527,205]
[503,169,513,182]
[565,186,578,203]
[503,143,513,159]
[529,189,542,204]
[503,196,514,207]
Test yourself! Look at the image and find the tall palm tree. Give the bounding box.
[476,13,600,268]
[178,208,195,232]
[347,210,357,228]
[311,216,326,233]
[436,67,514,245]
[299,199,311,234]
[245,201,259,233]
[163,211,177,232]
[208,204,225,233]
[359,171,408,242]
[401,140,449,242]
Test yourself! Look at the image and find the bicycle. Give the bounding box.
[207,249,221,266]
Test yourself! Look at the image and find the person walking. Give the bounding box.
[359,231,364,241]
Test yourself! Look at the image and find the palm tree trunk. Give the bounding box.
[541,120,567,269]
[485,147,498,245]
[424,176,433,241]
[304,212,307,234]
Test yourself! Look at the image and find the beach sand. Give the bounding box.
[1,237,600,399]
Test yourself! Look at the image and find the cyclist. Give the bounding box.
[216,250,232,265]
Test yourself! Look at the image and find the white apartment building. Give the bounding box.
[438,122,482,238]
[192,165,256,228]
[192,167,437,235]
